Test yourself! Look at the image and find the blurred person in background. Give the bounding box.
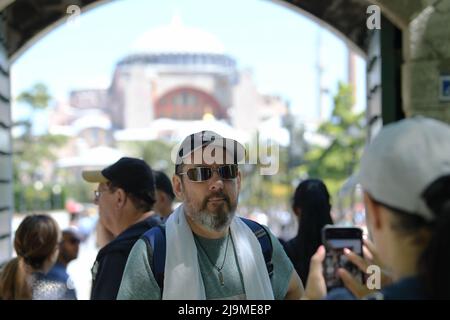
[43,227,81,299]
[281,179,334,284]
[0,214,62,300]
[152,170,176,223]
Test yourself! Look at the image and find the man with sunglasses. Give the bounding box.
[82,157,160,299]
[43,227,81,299]
[117,131,303,300]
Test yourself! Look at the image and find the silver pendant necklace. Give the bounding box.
[195,232,231,286]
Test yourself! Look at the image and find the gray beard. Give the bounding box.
[195,207,236,232]
[188,198,237,232]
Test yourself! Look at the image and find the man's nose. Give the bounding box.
[209,170,224,191]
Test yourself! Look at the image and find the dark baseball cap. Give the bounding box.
[175,130,245,173]
[153,170,175,200]
[82,157,155,203]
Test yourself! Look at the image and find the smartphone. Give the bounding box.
[321,225,364,291]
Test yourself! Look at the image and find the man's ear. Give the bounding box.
[116,188,127,209]
[172,174,184,201]
[364,192,382,230]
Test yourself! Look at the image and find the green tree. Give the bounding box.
[302,82,365,197]
[17,83,51,110]
[13,83,68,211]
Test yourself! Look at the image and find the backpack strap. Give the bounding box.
[239,217,274,278]
[142,225,166,293]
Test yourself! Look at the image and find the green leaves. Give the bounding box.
[13,83,69,211]
[303,82,365,196]
[16,83,51,110]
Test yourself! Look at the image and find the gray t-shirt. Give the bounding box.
[117,225,294,300]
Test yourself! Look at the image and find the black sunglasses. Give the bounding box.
[178,164,238,182]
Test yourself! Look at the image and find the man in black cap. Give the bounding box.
[152,170,176,223]
[82,157,160,299]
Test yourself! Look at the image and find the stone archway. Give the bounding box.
[1,0,447,265]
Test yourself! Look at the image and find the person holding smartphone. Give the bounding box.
[303,116,450,300]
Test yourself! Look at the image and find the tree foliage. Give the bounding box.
[13,83,68,211]
[16,83,51,110]
[302,82,365,196]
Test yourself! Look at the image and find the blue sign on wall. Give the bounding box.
[440,75,450,102]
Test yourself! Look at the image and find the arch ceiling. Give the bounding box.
[0,0,412,61]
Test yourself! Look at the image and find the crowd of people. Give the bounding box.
[1,116,449,300]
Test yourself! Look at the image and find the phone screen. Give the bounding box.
[322,227,363,291]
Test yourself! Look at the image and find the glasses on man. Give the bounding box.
[177,164,238,182]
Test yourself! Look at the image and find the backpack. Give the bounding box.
[142,217,274,293]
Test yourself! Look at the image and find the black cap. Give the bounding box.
[153,170,175,200]
[82,157,155,203]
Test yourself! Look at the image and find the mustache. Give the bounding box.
[202,192,231,208]
[206,191,229,202]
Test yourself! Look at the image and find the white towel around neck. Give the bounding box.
[162,204,274,300]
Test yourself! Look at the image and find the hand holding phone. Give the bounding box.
[337,238,393,298]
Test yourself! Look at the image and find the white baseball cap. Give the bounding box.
[358,116,450,222]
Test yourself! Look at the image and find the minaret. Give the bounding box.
[316,29,329,123]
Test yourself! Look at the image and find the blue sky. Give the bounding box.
[11,0,366,133]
